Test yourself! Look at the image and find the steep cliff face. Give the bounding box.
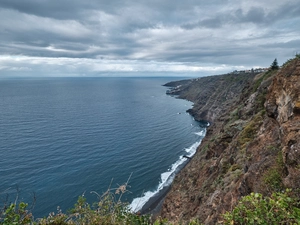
[164,73,257,123]
[160,57,300,224]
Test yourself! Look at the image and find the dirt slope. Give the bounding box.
[160,57,300,224]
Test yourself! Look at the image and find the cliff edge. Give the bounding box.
[160,57,300,224]
[164,72,257,123]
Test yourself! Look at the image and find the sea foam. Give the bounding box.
[129,130,206,212]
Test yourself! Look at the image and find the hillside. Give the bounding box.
[160,57,300,224]
[164,72,257,122]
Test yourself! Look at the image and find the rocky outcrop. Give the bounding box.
[160,57,300,224]
[265,58,300,188]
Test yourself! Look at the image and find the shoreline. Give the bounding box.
[138,148,197,215]
[134,81,209,216]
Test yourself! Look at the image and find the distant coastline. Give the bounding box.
[134,79,211,215]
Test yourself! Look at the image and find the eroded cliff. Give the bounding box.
[164,72,257,122]
[160,57,300,224]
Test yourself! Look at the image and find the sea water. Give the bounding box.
[0,77,206,217]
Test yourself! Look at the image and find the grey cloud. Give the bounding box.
[235,7,266,24]
[0,0,82,20]
[270,1,300,19]
[182,16,226,29]
[239,2,300,25]
[182,6,268,30]
[182,1,300,30]
[261,39,300,49]
[0,0,300,75]
[0,0,127,19]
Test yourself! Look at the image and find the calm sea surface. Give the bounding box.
[0,77,206,217]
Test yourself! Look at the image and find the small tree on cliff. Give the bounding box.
[270,58,279,70]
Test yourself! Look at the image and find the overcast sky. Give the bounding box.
[0,0,299,77]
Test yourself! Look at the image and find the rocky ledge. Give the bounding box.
[160,57,300,224]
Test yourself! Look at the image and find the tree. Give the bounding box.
[270,58,279,70]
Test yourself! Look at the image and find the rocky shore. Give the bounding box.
[160,57,300,224]
[164,72,257,123]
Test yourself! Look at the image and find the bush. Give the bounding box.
[222,190,300,224]
[1,202,32,225]
[263,151,285,192]
[1,175,153,225]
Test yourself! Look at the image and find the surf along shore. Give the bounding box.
[136,71,258,216]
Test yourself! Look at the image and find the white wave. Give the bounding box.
[129,129,206,212]
[184,140,201,157]
[195,129,206,137]
[129,156,187,212]
[129,190,157,213]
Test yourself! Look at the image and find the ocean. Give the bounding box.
[0,77,206,217]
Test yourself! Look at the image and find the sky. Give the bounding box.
[0,0,300,77]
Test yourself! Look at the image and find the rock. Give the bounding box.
[160,57,300,224]
[165,73,256,123]
[294,101,300,114]
[265,100,278,118]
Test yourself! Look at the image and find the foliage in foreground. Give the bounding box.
[222,190,300,225]
[0,194,153,225]
[2,190,300,225]
[0,174,158,225]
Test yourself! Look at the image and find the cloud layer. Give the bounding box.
[0,0,300,76]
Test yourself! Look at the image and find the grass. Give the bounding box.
[237,110,264,149]
[263,151,285,193]
[252,69,276,93]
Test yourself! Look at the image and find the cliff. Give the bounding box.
[164,72,257,122]
[160,57,300,224]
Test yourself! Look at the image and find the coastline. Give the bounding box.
[139,73,256,216]
[159,62,300,223]
[138,153,194,215]
[134,80,208,215]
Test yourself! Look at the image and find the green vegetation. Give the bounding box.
[0,177,201,225]
[270,58,279,70]
[1,202,32,225]
[3,189,300,225]
[222,190,300,225]
[263,168,283,193]
[237,111,263,149]
[282,53,300,68]
[252,70,274,92]
[229,164,241,172]
[263,151,285,192]
[249,70,274,113]
[1,190,152,225]
[0,175,155,225]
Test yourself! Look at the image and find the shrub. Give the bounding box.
[237,111,263,149]
[1,175,153,225]
[263,152,285,192]
[263,168,283,192]
[1,202,32,225]
[222,190,300,225]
